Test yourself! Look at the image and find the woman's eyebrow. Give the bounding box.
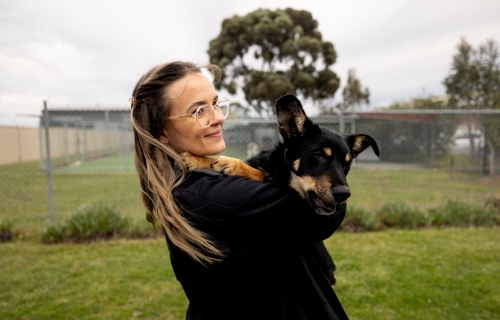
[186,100,208,112]
[186,96,219,112]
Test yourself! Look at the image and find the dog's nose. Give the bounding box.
[333,186,350,203]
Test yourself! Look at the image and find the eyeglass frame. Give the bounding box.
[167,98,230,128]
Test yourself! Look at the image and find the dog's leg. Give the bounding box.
[181,152,216,170]
[181,152,265,182]
[211,156,265,182]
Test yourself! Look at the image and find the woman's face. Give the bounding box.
[164,72,226,156]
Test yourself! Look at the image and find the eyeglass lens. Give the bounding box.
[196,101,229,127]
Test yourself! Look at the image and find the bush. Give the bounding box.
[0,219,14,242]
[125,220,157,239]
[485,194,500,211]
[40,203,131,244]
[342,205,382,232]
[428,199,498,228]
[40,225,65,244]
[378,201,429,229]
[65,203,129,242]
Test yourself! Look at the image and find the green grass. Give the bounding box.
[0,161,144,232]
[1,159,500,233]
[1,228,499,319]
[347,167,500,212]
[56,153,135,173]
[328,229,500,320]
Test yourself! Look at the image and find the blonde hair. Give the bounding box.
[130,61,222,264]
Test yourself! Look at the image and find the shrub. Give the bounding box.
[0,219,14,242]
[40,225,65,244]
[378,201,429,229]
[64,203,129,242]
[342,205,382,232]
[485,194,500,211]
[39,203,130,244]
[429,199,498,228]
[125,220,157,239]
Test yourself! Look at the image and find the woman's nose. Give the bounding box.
[211,107,225,125]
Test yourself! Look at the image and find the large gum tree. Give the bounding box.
[208,8,339,117]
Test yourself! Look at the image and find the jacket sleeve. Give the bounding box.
[174,171,346,250]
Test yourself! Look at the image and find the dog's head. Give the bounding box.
[276,94,380,215]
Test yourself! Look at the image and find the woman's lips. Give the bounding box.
[205,130,222,138]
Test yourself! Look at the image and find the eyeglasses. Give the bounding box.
[168,98,230,128]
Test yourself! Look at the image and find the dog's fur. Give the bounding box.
[183,94,380,216]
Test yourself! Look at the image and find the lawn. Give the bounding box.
[346,166,500,211]
[1,228,499,319]
[1,158,499,319]
[1,158,499,233]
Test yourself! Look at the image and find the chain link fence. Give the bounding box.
[1,101,500,233]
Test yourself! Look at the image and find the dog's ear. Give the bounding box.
[345,134,380,159]
[275,94,313,140]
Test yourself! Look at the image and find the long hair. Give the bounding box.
[130,61,222,264]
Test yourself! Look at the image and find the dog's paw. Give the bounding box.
[210,156,238,175]
[180,152,214,171]
[211,156,265,181]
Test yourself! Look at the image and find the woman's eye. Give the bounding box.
[195,106,207,117]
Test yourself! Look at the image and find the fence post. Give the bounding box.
[339,112,345,133]
[43,101,55,225]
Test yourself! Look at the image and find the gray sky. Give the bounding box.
[1,0,499,118]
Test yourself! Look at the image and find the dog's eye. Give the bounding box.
[313,152,325,161]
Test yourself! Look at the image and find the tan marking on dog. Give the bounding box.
[292,159,300,172]
[211,156,264,181]
[353,136,364,153]
[345,154,351,162]
[295,112,307,135]
[324,148,332,157]
[288,173,335,206]
[288,172,310,200]
[181,152,216,170]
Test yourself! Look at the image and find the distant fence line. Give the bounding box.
[0,125,132,167]
[1,102,500,231]
[0,126,39,165]
[1,104,500,175]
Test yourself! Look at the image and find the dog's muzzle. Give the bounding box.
[308,190,337,215]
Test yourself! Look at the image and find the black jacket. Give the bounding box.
[166,170,348,320]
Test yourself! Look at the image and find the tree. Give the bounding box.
[317,68,370,133]
[443,37,478,110]
[207,8,339,117]
[443,37,500,173]
[443,38,484,160]
[477,39,500,174]
[476,39,500,109]
[339,69,370,113]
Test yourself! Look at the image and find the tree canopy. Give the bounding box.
[443,37,500,170]
[318,68,370,116]
[340,69,370,112]
[208,8,339,116]
[443,37,500,110]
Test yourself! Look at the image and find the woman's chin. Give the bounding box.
[211,141,226,155]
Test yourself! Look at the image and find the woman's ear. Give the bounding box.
[160,134,169,144]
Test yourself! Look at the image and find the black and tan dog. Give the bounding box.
[183,94,379,286]
[183,94,380,216]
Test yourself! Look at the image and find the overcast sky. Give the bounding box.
[1,0,499,120]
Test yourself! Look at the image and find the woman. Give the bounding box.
[130,61,348,320]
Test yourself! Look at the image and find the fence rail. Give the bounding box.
[1,102,499,232]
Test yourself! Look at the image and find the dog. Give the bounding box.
[183,94,380,215]
[182,94,380,286]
